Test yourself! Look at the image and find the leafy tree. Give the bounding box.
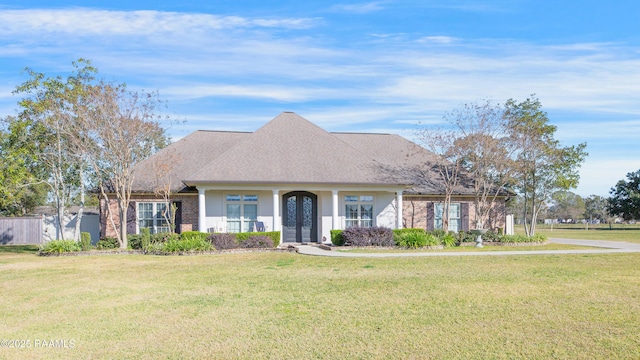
[12,59,97,238]
[608,170,640,221]
[584,195,609,223]
[504,95,587,236]
[549,190,585,221]
[0,116,49,215]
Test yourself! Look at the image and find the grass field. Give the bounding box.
[516,224,640,244]
[1,248,639,359]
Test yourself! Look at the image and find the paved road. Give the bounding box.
[295,238,640,258]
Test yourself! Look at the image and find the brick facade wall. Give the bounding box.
[402,196,506,232]
[100,194,199,239]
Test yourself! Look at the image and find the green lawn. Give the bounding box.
[516,224,640,243]
[337,243,597,253]
[1,249,639,359]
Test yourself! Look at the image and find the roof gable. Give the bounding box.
[130,130,251,192]
[185,112,388,185]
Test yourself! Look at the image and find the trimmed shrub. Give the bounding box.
[163,236,211,252]
[208,233,239,250]
[500,234,547,243]
[396,231,428,248]
[140,228,151,250]
[480,231,501,242]
[151,232,179,244]
[431,229,447,239]
[330,230,344,246]
[236,232,280,248]
[424,233,441,247]
[96,237,119,249]
[457,231,476,243]
[128,234,143,249]
[341,226,395,247]
[240,235,274,249]
[393,228,426,244]
[40,239,81,253]
[180,231,208,242]
[440,232,458,248]
[80,232,92,251]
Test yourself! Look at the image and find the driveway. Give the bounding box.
[295,238,640,258]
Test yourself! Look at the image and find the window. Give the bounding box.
[345,195,374,228]
[138,202,172,234]
[435,203,461,232]
[226,194,258,233]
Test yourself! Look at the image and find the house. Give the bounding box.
[100,112,509,243]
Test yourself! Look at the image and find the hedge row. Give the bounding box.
[63,231,281,254]
[330,227,547,248]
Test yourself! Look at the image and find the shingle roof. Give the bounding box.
[184,112,388,185]
[130,112,479,194]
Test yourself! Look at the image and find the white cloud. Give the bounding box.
[417,36,458,44]
[162,84,344,102]
[0,9,318,38]
[330,2,385,14]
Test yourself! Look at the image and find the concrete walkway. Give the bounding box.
[294,238,640,258]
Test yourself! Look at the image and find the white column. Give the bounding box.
[332,190,339,229]
[198,188,206,232]
[272,189,280,232]
[396,190,403,229]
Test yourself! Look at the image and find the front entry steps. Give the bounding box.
[279,242,332,252]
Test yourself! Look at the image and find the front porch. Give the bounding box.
[196,186,404,243]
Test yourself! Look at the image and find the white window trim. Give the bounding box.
[137,201,172,234]
[434,202,461,232]
[344,194,375,228]
[224,194,259,233]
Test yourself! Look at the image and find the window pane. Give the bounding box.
[345,195,358,202]
[227,204,241,220]
[434,203,443,220]
[345,204,358,220]
[139,219,154,231]
[155,202,168,220]
[360,195,373,202]
[243,195,258,202]
[345,219,359,228]
[361,204,373,220]
[227,221,241,233]
[449,219,460,232]
[138,203,154,233]
[243,204,258,232]
[139,203,153,220]
[244,204,257,220]
[226,195,241,201]
[449,203,460,218]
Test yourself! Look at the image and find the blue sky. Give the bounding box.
[1,1,639,197]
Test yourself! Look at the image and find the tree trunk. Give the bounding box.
[119,202,128,249]
[73,169,85,241]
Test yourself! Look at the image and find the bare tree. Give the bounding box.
[451,100,516,230]
[151,149,182,233]
[76,81,168,248]
[415,127,465,231]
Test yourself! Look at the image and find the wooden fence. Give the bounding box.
[0,217,43,245]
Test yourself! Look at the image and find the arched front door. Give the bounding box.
[282,191,318,243]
